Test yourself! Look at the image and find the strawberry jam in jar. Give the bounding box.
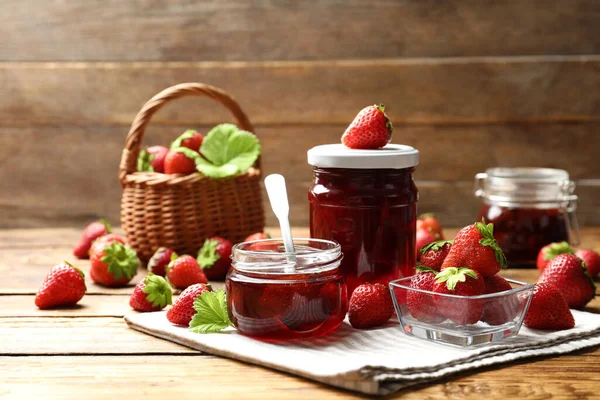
[226,238,347,341]
[475,168,580,267]
[307,144,419,295]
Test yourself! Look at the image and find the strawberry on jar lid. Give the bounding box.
[307,144,419,169]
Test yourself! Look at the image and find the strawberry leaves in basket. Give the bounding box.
[189,289,233,333]
[195,124,261,179]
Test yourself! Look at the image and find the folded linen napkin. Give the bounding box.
[125,310,600,396]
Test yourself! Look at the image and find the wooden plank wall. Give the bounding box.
[1,1,599,228]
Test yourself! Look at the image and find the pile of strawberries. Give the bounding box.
[34,218,269,322]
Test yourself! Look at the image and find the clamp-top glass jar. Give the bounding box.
[307,144,419,294]
[475,167,580,267]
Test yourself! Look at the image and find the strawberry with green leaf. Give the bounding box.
[171,130,204,152]
[196,124,261,178]
[197,237,233,280]
[90,242,139,287]
[189,289,234,333]
[407,266,446,323]
[433,267,485,324]
[341,104,392,149]
[167,283,212,326]
[164,147,201,175]
[536,241,573,272]
[129,273,173,312]
[441,219,507,277]
[419,240,453,271]
[35,262,87,309]
[137,146,169,173]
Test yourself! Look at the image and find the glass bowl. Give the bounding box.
[389,276,534,347]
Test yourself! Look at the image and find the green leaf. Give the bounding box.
[189,290,232,334]
[171,130,199,149]
[420,239,453,254]
[415,265,438,274]
[100,243,139,280]
[475,218,508,269]
[197,239,220,269]
[141,273,173,307]
[99,219,112,234]
[196,124,261,179]
[137,149,155,172]
[435,267,478,291]
[172,147,202,161]
[543,241,573,260]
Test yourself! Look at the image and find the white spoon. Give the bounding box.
[264,174,297,267]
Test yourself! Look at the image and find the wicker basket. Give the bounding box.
[119,83,265,263]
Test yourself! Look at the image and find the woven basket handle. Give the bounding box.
[119,82,256,184]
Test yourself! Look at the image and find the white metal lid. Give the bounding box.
[307,144,419,169]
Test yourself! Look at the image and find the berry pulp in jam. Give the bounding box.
[309,167,417,294]
[226,269,347,341]
[479,203,569,266]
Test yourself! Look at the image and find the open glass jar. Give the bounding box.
[475,167,580,267]
[307,144,419,294]
[226,238,347,341]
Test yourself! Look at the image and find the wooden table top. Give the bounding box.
[2,227,599,399]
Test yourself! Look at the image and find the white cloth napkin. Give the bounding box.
[125,310,600,396]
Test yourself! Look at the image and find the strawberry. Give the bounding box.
[167,255,208,289]
[575,249,600,278]
[147,247,176,277]
[89,234,126,259]
[197,237,233,280]
[341,104,393,149]
[432,267,485,324]
[441,219,507,277]
[244,232,278,251]
[419,240,453,271]
[406,266,445,323]
[129,273,173,312]
[416,227,439,260]
[417,213,443,238]
[90,242,139,287]
[244,232,271,242]
[35,262,86,309]
[73,219,111,259]
[171,130,203,152]
[167,283,212,326]
[536,241,573,272]
[523,283,575,330]
[164,148,199,175]
[481,275,518,325]
[348,283,394,329]
[537,254,595,309]
[137,145,169,173]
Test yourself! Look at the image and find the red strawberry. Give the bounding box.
[167,255,208,289]
[167,283,213,326]
[441,219,507,277]
[417,213,443,238]
[576,249,600,278]
[89,234,126,259]
[524,283,575,330]
[432,267,485,324]
[341,104,393,149]
[164,148,199,175]
[172,130,204,152]
[90,242,139,287]
[129,273,173,312]
[481,275,518,325]
[244,232,278,251]
[137,146,169,173]
[73,219,111,259]
[538,254,595,309]
[407,266,445,323]
[536,241,573,272]
[419,240,453,271]
[147,247,176,277]
[197,237,233,280]
[416,227,439,260]
[35,262,86,309]
[244,232,271,241]
[348,283,394,329]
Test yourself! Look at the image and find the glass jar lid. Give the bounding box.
[307,144,419,169]
[475,167,576,205]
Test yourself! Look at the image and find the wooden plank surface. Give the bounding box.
[1,58,599,127]
[2,1,600,62]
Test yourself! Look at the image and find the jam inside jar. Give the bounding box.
[475,168,580,267]
[307,144,419,294]
[226,239,347,341]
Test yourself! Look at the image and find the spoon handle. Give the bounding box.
[264,174,297,264]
